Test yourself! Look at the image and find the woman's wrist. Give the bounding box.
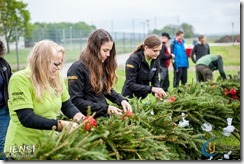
[77,117,85,124]
[57,120,63,131]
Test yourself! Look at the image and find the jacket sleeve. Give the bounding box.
[190,45,197,63]
[159,46,171,60]
[217,58,227,79]
[16,108,58,130]
[162,54,173,60]
[170,43,175,54]
[67,64,108,117]
[61,99,80,119]
[125,56,152,95]
[105,88,128,106]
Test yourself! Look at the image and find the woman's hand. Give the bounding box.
[107,105,123,115]
[121,100,132,112]
[73,112,86,124]
[58,120,79,133]
[152,87,167,99]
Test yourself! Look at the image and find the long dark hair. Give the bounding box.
[80,29,117,94]
[132,34,161,54]
[0,40,5,57]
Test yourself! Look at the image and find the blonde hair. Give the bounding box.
[28,40,65,101]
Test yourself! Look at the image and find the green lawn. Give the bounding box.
[114,67,240,95]
[4,44,240,71]
[4,44,240,96]
[114,44,240,94]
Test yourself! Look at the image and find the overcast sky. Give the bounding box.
[22,0,241,35]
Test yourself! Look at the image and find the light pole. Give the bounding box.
[69,26,73,50]
[146,19,150,35]
[232,22,234,45]
[141,22,145,37]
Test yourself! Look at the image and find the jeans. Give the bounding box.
[196,65,213,82]
[0,106,10,160]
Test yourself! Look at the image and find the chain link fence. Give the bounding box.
[24,29,147,54]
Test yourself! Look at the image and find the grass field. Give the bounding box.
[114,44,240,94]
[4,44,240,93]
[5,43,240,69]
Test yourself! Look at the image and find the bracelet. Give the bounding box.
[77,117,84,125]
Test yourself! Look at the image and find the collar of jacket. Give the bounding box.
[137,50,158,69]
[174,38,185,44]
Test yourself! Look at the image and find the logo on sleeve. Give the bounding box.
[67,76,78,80]
[12,92,24,102]
[126,64,134,68]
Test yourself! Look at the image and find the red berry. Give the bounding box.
[229,88,237,95]
[126,111,134,117]
[224,91,229,95]
[83,116,97,131]
[169,96,176,102]
[232,95,239,100]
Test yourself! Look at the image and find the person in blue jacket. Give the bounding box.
[170,31,189,87]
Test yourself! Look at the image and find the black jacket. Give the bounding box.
[190,43,210,63]
[158,44,172,68]
[0,57,12,108]
[121,50,160,99]
[67,60,127,118]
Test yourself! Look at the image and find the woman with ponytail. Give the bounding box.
[122,34,167,100]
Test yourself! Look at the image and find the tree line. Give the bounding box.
[0,0,196,53]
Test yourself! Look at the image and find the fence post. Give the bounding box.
[15,26,20,71]
[123,32,125,53]
[62,29,66,46]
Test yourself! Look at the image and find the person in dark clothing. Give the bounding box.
[158,32,175,92]
[67,29,132,119]
[191,35,210,63]
[191,35,210,82]
[195,54,227,82]
[122,34,167,100]
[170,31,189,87]
[0,40,12,160]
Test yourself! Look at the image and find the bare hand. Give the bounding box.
[73,112,86,123]
[107,105,123,115]
[152,87,167,99]
[59,120,79,134]
[121,100,132,112]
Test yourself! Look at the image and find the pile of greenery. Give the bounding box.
[17,74,240,160]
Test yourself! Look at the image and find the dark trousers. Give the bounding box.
[196,64,213,82]
[173,67,187,87]
[0,106,10,160]
[159,66,169,92]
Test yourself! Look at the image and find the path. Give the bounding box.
[61,53,240,78]
[61,53,131,78]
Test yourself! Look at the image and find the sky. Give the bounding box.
[22,0,241,35]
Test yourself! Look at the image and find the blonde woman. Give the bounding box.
[4,40,85,159]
